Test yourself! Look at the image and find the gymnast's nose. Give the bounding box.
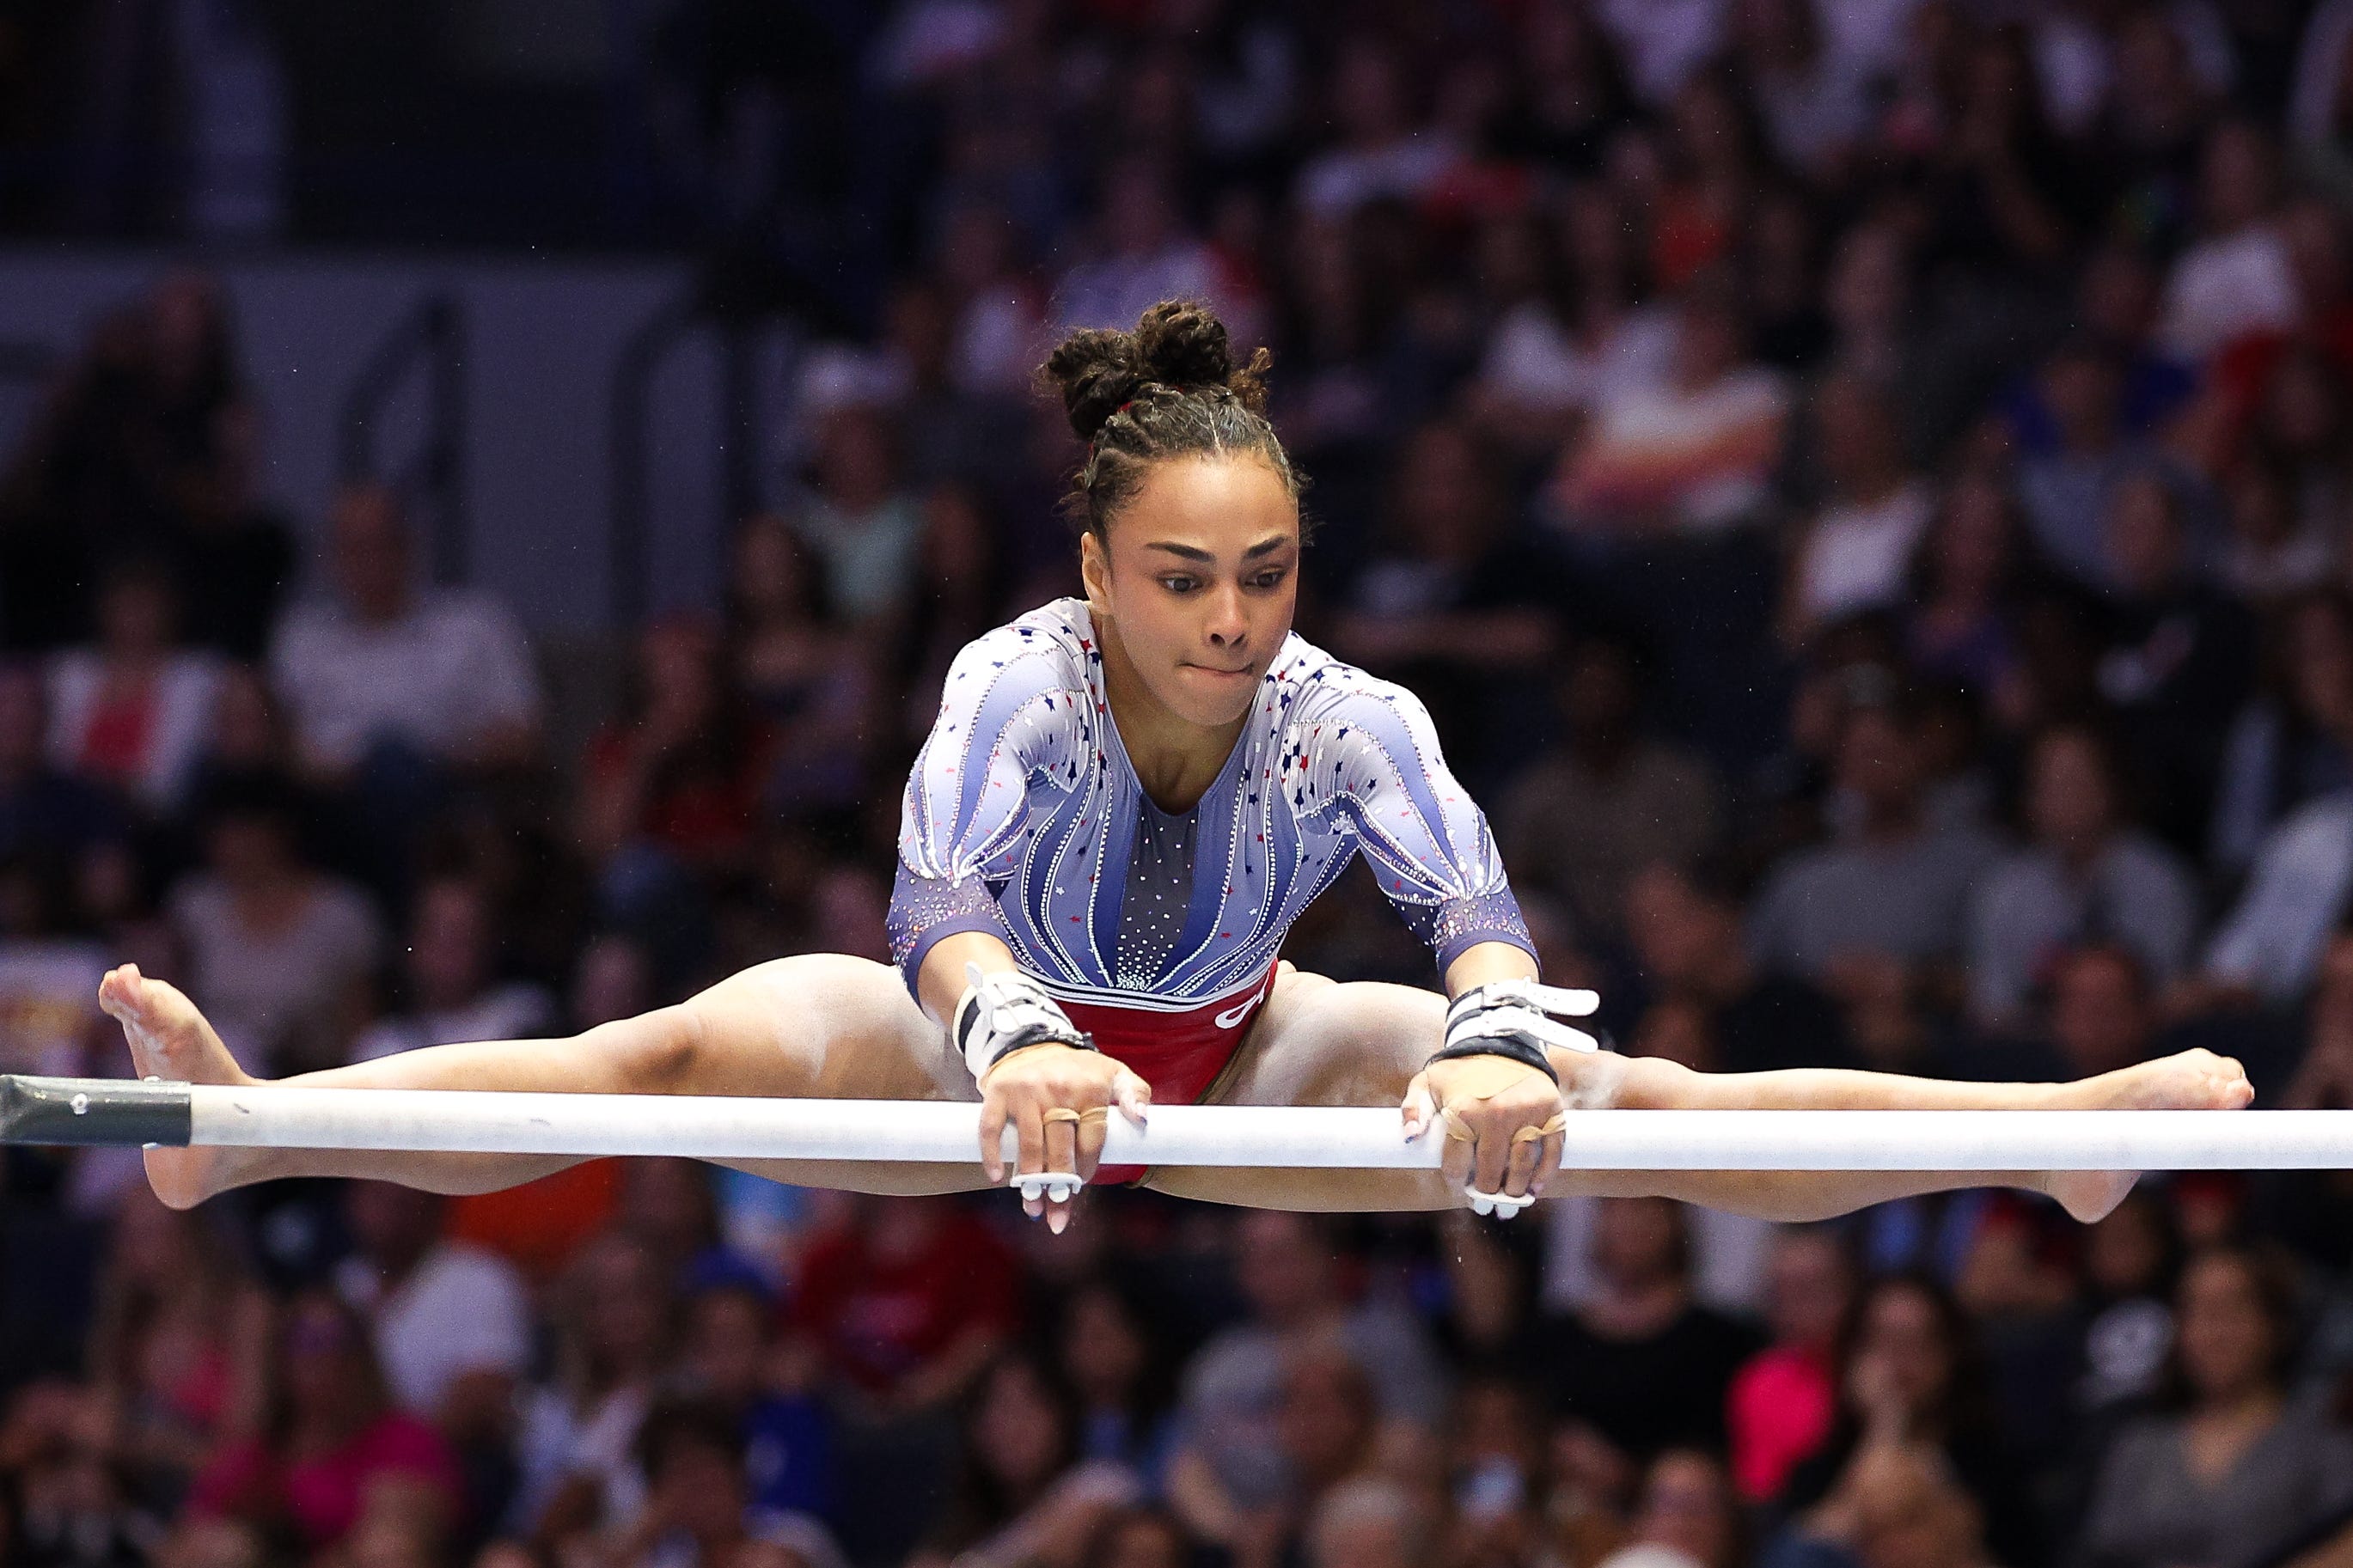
[1204,583,1249,650]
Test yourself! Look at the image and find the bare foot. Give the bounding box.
[2044,1049,2256,1223]
[95,965,255,1209]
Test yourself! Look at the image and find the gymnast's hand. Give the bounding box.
[980,1044,1150,1232]
[954,963,1149,1233]
[1403,978,1600,1217]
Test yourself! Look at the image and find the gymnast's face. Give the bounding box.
[1080,455,1300,734]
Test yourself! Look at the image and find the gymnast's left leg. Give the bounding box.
[1141,967,2254,1219]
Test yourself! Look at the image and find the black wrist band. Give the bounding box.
[987,1022,1099,1070]
[1427,1036,1562,1083]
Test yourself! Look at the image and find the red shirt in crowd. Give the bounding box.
[190,1411,463,1549]
[790,1202,1020,1395]
[1725,1344,1838,1503]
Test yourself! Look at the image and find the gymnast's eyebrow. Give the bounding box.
[1142,537,1294,562]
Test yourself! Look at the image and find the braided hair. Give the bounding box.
[1038,298,1309,540]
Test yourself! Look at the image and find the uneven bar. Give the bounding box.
[2,1075,2349,1171]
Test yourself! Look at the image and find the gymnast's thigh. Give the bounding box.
[678,951,998,1195]
[1140,966,1458,1210]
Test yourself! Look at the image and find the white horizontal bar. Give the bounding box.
[180,1087,2353,1170]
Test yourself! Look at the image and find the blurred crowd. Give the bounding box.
[16,0,2353,1565]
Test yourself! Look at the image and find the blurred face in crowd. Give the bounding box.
[1591,1197,1686,1293]
[1855,1282,1954,1419]
[2201,121,2278,235]
[2261,347,2344,456]
[2050,948,2152,1077]
[1060,1284,1148,1407]
[733,515,818,625]
[1625,865,1740,992]
[571,933,653,1028]
[1307,1487,1421,1568]
[1632,1449,1738,1568]
[2176,1251,2283,1405]
[346,1181,445,1273]
[973,1358,1070,1499]
[1236,1211,1335,1325]
[1834,706,1923,821]
[97,571,177,659]
[408,879,491,1010]
[204,808,298,889]
[2291,596,2353,730]
[330,487,414,623]
[282,1296,376,1426]
[206,668,284,769]
[686,1288,770,1405]
[1089,1512,1189,1568]
[2025,729,2115,855]
[1081,455,1300,738]
[813,406,897,510]
[0,665,47,777]
[2087,1190,2174,1300]
[1672,299,1745,388]
[1562,639,1641,743]
[1632,996,1715,1071]
[1848,1446,1983,1568]
[2104,473,2186,596]
[1767,1229,1854,1353]
[581,1235,673,1373]
[1816,376,1904,497]
[1332,40,1409,144]
[2042,351,2122,451]
[1393,423,1500,561]
[1278,1348,1377,1490]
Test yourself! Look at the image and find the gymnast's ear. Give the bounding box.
[1079,527,1114,618]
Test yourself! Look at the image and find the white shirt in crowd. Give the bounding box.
[336,1241,532,1419]
[270,589,541,771]
[1795,480,1935,628]
[2160,225,2301,363]
[349,984,556,1065]
[2204,791,2353,1004]
[46,650,222,810]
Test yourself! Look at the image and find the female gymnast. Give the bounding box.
[97,300,2252,1232]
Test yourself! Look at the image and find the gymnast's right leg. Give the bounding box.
[97,955,991,1209]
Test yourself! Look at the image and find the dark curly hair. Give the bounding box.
[1037,298,1308,539]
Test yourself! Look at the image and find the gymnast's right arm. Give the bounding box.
[892,631,1147,1228]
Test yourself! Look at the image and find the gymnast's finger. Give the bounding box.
[1112,1067,1151,1126]
[1530,1120,1568,1199]
[1400,1071,1436,1140]
[1470,1108,1513,1200]
[1042,1107,1079,1181]
[1501,1118,1547,1202]
[977,1092,1010,1185]
[1014,1103,1048,1219]
[1074,1105,1110,1181]
[1438,1107,1476,1190]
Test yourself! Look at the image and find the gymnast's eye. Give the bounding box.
[1250,568,1289,591]
[1159,575,1200,595]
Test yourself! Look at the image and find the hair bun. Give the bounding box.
[1134,299,1233,391]
[1041,328,1146,444]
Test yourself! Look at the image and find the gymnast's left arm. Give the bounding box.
[1307,676,1599,1211]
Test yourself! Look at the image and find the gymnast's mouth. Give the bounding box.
[1183,662,1253,680]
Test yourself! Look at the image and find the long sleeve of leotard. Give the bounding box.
[888,624,1090,992]
[1290,671,1537,974]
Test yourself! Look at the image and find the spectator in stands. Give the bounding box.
[87,1193,242,1513]
[604,1395,843,1568]
[2014,339,2145,589]
[1769,1441,1998,1568]
[1748,683,1999,1006]
[781,397,925,626]
[2077,1246,2353,1568]
[2212,591,2353,875]
[675,1277,832,1523]
[790,1196,1019,1418]
[1164,1212,1442,1548]
[1603,1448,1744,1568]
[271,484,542,783]
[1055,1277,1179,1485]
[0,662,125,876]
[2097,469,2258,851]
[188,1290,462,1555]
[332,1181,529,1430]
[1302,1473,1428,1568]
[1775,1273,2036,1568]
[1966,725,2199,1030]
[1294,39,1462,218]
[167,405,291,664]
[349,873,553,1064]
[913,1351,1140,1568]
[1328,418,1568,782]
[1500,637,1721,941]
[1782,372,1935,651]
[511,1231,677,1537]
[1727,1227,1856,1505]
[1537,1197,1763,1462]
[1626,861,1854,1075]
[1902,472,2033,707]
[2074,1189,2184,1418]
[44,560,220,815]
[1079,1506,1195,1568]
[725,514,871,817]
[3,1378,166,1568]
[2217,456,2337,604]
[1056,159,1224,337]
[1553,277,1790,539]
[166,772,380,1075]
[2161,122,2301,364]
